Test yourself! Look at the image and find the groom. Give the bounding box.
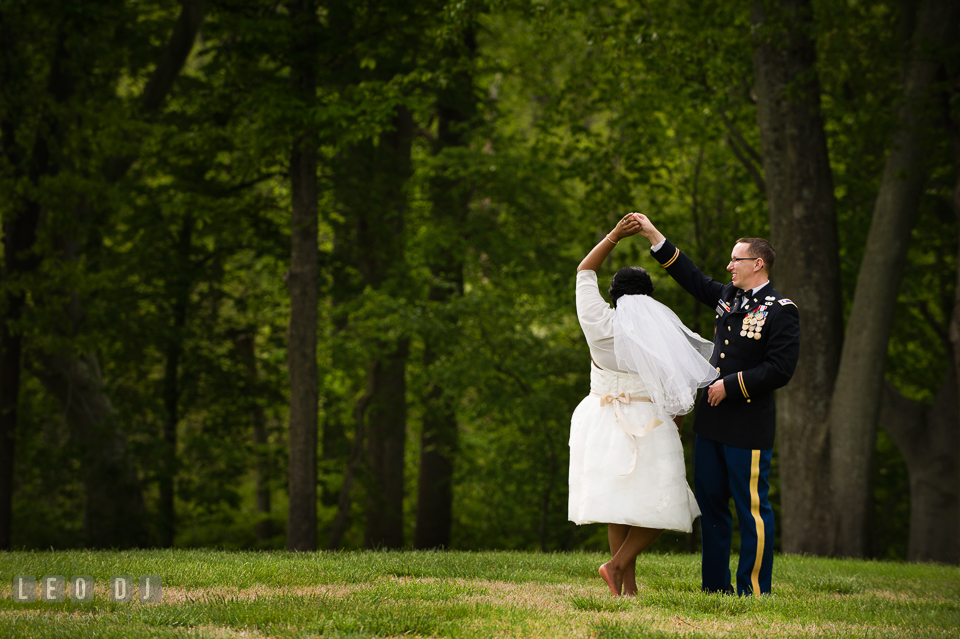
[635,214,800,596]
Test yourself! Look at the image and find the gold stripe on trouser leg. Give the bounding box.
[749,450,764,595]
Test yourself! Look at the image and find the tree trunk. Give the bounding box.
[63,1,204,548]
[415,340,459,549]
[235,331,273,542]
[324,103,414,549]
[414,24,476,550]
[285,0,321,554]
[320,413,347,507]
[750,0,843,555]
[56,0,203,543]
[538,418,559,553]
[947,46,960,567]
[160,334,181,547]
[159,214,194,548]
[0,279,30,551]
[33,352,148,547]
[0,312,22,550]
[827,0,959,557]
[326,365,376,550]
[320,230,352,509]
[0,17,73,548]
[0,196,43,551]
[358,107,414,550]
[364,339,409,549]
[880,370,960,563]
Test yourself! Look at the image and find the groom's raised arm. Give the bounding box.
[650,238,724,309]
[633,213,724,308]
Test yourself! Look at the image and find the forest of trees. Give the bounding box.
[0,0,957,562]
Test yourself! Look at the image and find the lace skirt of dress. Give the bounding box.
[568,366,701,532]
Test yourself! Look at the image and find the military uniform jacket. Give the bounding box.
[652,240,800,450]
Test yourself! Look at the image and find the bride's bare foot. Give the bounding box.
[599,562,622,596]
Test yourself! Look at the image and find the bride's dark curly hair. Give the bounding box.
[609,266,655,308]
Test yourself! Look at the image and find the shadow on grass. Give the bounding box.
[569,594,634,612]
[594,619,711,639]
[639,590,753,616]
[805,576,864,595]
[136,595,479,637]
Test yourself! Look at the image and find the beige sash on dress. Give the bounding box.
[590,390,663,475]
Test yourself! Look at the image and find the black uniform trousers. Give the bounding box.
[695,435,774,596]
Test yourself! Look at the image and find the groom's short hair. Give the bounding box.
[735,238,775,271]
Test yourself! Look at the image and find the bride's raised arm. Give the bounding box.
[577,213,643,272]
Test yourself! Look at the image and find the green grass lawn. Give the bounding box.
[1,550,958,638]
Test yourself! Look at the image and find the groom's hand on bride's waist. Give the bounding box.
[707,379,727,406]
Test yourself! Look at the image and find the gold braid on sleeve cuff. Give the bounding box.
[661,247,680,268]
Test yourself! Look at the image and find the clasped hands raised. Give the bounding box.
[610,213,666,245]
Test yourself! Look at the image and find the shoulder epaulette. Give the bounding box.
[778,299,796,307]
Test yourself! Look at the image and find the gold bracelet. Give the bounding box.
[605,234,618,245]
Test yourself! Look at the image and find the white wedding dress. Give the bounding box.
[568,270,705,532]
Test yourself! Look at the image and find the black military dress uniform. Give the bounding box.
[652,239,800,596]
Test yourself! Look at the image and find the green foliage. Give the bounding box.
[2,0,951,557]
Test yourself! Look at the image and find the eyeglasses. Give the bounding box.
[729,256,759,264]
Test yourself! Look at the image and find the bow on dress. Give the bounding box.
[592,391,663,475]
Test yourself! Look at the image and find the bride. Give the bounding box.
[570,213,717,596]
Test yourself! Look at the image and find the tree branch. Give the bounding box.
[720,109,763,167]
[725,134,767,193]
[220,172,283,196]
[141,0,206,117]
[915,300,950,347]
[106,0,206,183]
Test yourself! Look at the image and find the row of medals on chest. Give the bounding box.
[741,307,767,340]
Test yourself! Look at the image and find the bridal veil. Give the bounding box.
[612,294,718,418]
